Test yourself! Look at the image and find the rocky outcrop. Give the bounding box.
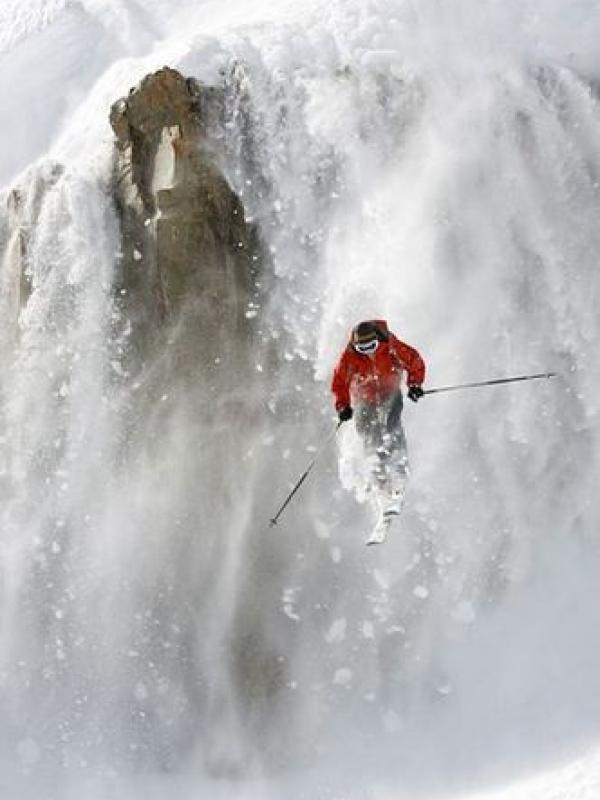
[109,67,261,375]
[0,163,64,328]
[109,69,283,776]
[2,189,28,324]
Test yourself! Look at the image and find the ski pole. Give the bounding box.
[270,422,342,527]
[423,371,557,396]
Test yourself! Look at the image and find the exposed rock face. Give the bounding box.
[2,189,28,324]
[0,164,64,327]
[109,68,285,776]
[109,66,261,375]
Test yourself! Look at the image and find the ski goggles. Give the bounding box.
[354,337,379,355]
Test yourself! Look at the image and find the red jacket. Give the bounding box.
[331,320,426,411]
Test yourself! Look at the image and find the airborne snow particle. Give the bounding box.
[325,618,347,644]
[386,624,405,634]
[333,668,352,686]
[413,585,429,599]
[373,569,390,590]
[135,682,149,701]
[283,605,300,621]
[361,621,375,639]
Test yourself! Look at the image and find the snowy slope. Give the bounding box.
[1,1,600,799]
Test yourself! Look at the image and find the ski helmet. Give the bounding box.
[352,321,380,354]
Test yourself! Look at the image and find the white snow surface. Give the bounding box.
[1,1,600,799]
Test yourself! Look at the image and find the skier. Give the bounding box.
[331,319,426,543]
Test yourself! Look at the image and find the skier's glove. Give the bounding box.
[407,385,424,403]
[338,406,353,423]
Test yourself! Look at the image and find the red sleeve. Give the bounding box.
[331,349,354,410]
[389,334,426,386]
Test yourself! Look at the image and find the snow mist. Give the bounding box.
[1,1,600,799]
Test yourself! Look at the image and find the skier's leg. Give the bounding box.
[357,399,405,543]
[355,403,387,488]
[386,391,403,434]
[378,391,409,517]
[355,403,381,450]
[364,397,401,543]
[362,397,395,492]
[386,391,409,478]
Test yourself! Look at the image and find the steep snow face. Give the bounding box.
[1,1,600,799]
[221,26,600,791]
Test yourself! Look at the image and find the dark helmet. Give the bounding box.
[351,320,381,354]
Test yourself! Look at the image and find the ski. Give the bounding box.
[366,509,399,546]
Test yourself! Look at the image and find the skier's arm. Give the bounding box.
[389,335,426,386]
[331,351,354,411]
